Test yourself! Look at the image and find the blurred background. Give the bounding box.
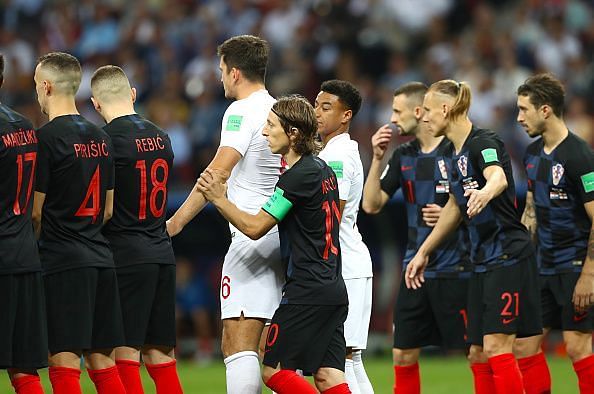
[2,0,594,365]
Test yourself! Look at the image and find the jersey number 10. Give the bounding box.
[322,200,341,260]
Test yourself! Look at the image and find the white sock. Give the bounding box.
[346,359,361,394]
[353,350,374,393]
[224,351,262,394]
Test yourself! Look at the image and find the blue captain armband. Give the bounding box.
[262,187,293,221]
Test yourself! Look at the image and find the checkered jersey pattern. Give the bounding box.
[524,132,594,274]
[381,138,470,278]
[449,127,532,272]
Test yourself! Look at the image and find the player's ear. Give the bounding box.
[413,106,422,120]
[90,96,100,112]
[43,80,51,96]
[131,87,137,104]
[342,109,352,124]
[540,104,551,119]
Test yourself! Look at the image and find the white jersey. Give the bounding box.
[318,133,373,279]
[219,89,281,242]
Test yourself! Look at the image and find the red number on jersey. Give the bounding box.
[75,165,101,223]
[136,159,169,220]
[13,152,37,215]
[321,200,341,260]
[221,275,231,299]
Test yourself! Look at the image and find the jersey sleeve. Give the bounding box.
[469,136,504,172]
[35,129,53,194]
[380,148,402,197]
[326,156,352,201]
[567,142,594,203]
[218,104,254,157]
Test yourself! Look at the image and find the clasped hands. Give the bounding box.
[196,168,227,202]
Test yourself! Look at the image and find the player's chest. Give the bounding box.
[525,154,573,202]
[400,155,450,195]
[450,152,481,195]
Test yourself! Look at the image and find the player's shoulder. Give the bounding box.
[393,139,418,158]
[227,90,275,116]
[561,132,594,169]
[564,132,592,154]
[525,137,543,155]
[0,104,33,130]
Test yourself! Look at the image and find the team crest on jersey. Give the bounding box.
[438,159,448,179]
[552,163,564,186]
[457,155,468,177]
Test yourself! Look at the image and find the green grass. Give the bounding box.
[0,355,578,393]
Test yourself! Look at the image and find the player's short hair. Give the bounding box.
[37,52,82,96]
[394,82,428,106]
[517,73,565,117]
[0,53,4,87]
[428,80,472,120]
[90,65,132,102]
[272,95,321,156]
[320,79,362,117]
[217,35,269,84]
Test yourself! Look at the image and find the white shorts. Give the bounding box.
[344,277,373,349]
[220,232,284,320]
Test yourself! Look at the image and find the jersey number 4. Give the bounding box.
[322,200,341,260]
[136,159,169,219]
[13,152,37,215]
[76,165,102,223]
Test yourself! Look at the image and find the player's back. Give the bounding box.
[102,114,175,266]
[36,114,114,274]
[0,103,40,274]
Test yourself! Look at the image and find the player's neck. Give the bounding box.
[101,106,136,124]
[416,126,442,153]
[47,96,79,121]
[541,118,569,153]
[283,150,302,168]
[321,127,348,147]
[234,81,266,100]
[447,117,473,154]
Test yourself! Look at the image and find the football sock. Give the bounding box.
[116,359,144,394]
[488,353,524,394]
[345,359,361,394]
[11,374,44,394]
[48,367,82,394]
[322,383,352,393]
[470,363,496,394]
[393,363,420,394]
[146,360,183,394]
[87,365,126,394]
[517,352,551,394]
[265,369,317,394]
[573,354,594,394]
[352,351,374,393]
[224,351,261,394]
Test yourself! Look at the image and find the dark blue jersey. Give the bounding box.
[524,132,594,274]
[381,138,470,278]
[449,126,532,272]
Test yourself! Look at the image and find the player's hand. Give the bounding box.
[464,188,491,218]
[405,253,428,290]
[572,271,594,314]
[371,124,393,160]
[422,204,442,227]
[197,168,227,202]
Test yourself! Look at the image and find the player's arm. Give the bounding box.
[166,147,241,236]
[362,125,393,214]
[197,168,277,240]
[103,189,114,224]
[521,191,537,241]
[32,191,46,238]
[465,165,507,218]
[573,200,594,313]
[405,193,462,289]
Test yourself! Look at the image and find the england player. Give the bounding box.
[166,35,283,393]
[406,80,542,394]
[514,73,594,394]
[315,79,374,394]
[0,53,48,394]
[90,65,183,394]
[31,52,126,394]
[199,95,351,394]
[362,82,470,394]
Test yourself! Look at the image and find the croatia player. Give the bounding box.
[406,80,542,394]
[166,35,284,393]
[514,73,594,394]
[90,65,183,394]
[362,82,470,394]
[315,79,374,394]
[0,53,48,394]
[32,52,126,394]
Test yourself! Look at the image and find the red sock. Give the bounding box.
[265,369,317,394]
[116,359,144,394]
[49,367,82,394]
[393,363,420,394]
[470,363,496,394]
[488,353,524,394]
[87,365,126,394]
[573,354,594,394]
[517,353,551,394]
[322,383,352,393]
[145,360,183,394]
[11,375,44,394]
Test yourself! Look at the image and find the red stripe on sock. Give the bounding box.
[573,354,594,394]
[11,374,44,394]
[116,359,144,394]
[470,363,496,394]
[488,353,524,394]
[394,363,420,394]
[145,360,183,394]
[49,366,82,394]
[265,369,317,394]
[322,382,352,393]
[87,365,126,394]
[517,353,551,394]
